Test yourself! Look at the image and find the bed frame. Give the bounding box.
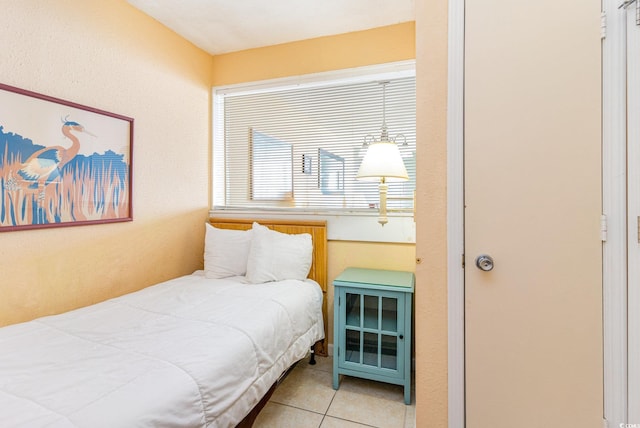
[208,217,328,357]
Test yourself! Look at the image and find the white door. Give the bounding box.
[464,1,603,427]
[626,0,640,422]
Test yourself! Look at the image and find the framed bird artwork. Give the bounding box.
[0,83,133,231]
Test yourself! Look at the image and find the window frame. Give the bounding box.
[211,61,416,243]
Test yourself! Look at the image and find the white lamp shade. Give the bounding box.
[356,141,409,182]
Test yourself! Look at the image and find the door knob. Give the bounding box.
[475,255,494,271]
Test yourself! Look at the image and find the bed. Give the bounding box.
[0,218,328,427]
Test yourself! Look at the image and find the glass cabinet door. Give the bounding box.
[380,297,398,370]
[345,292,361,364]
[343,290,400,371]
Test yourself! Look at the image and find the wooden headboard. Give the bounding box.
[208,217,328,356]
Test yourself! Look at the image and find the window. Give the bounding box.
[213,63,416,215]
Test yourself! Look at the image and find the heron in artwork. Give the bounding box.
[18,116,95,201]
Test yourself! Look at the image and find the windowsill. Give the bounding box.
[208,209,416,244]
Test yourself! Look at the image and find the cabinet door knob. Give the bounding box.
[399,334,404,340]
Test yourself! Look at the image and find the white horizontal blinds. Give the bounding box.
[220,76,416,211]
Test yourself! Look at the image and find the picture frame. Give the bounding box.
[0,83,133,232]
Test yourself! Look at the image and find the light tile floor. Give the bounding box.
[254,355,416,428]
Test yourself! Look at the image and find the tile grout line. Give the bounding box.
[267,356,411,427]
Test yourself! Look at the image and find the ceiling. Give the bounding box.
[127,0,415,55]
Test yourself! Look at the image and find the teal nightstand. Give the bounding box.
[332,267,414,404]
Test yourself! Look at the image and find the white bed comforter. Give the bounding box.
[0,272,324,428]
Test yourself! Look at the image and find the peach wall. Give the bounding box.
[415,0,450,426]
[0,1,213,326]
[211,22,415,86]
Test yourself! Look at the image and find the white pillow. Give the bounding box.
[246,222,313,284]
[204,223,253,279]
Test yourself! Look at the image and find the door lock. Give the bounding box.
[475,255,494,272]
